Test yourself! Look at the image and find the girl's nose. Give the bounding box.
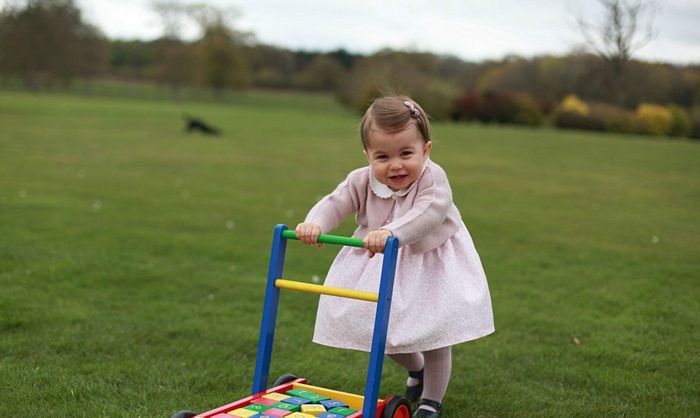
[389,159,403,170]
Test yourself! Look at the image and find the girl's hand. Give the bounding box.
[363,229,393,258]
[295,223,324,248]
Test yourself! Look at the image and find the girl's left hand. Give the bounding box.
[363,229,393,258]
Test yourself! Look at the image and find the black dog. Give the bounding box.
[183,114,220,136]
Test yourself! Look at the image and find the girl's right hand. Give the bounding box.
[295,223,324,248]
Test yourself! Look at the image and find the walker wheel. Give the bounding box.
[381,395,411,418]
[272,373,299,387]
[170,411,197,418]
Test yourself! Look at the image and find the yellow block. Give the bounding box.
[285,413,316,418]
[262,392,290,401]
[301,404,327,416]
[292,382,366,410]
[227,408,258,417]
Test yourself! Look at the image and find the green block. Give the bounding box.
[286,388,330,402]
[244,403,271,412]
[286,389,315,397]
[328,406,358,416]
[271,402,301,412]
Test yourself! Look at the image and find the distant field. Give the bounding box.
[0,90,698,417]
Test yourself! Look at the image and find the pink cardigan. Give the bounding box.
[305,160,462,253]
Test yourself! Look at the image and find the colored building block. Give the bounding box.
[327,407,357,416]
[300,404,327,416]
[249,414,288,418]
[285,389,329,402]
[318,400,348,410]
[285,389,314,398]
[284,413,316,418]
[263,392,291,401]
[317,413,344,418]
[252,397,280,406]
[244,404,272,413]
[259,408,291,417]
[282,396,311,406]
[271,402,301,412]
[228,408,259,418]
[212,414,231,418]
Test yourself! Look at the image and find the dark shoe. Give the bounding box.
[412,399,442,418]
[406,368,423,402]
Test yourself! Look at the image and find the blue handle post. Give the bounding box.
[252,224,288,394]
[361,236,400,418]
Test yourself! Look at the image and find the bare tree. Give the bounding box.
[575,0,662,105]
[150,0,186,40]
[576,0,661,72]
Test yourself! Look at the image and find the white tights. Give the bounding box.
[388,345,452,408]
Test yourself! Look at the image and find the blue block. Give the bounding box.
[282,396,311,406]
[317,413,344,418]
[319,399,348,409]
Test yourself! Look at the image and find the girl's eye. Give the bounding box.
[401,151,413,157]
[377,155,388,160]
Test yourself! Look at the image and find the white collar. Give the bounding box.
[369,160,429,199]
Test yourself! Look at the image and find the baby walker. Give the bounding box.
[171,224,411,418]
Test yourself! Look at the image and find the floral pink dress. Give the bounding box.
[306,160,494,354]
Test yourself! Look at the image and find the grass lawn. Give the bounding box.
[0,90,698,417]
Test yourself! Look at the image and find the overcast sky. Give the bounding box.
[11,0,700,64]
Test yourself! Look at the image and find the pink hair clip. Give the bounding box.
[403,100,419,118]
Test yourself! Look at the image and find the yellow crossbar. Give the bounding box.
[274,279,378,303]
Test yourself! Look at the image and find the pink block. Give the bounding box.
[264,408,292,417]
[252,397,280,406]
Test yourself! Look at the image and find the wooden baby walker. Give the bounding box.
[171,224,411,418]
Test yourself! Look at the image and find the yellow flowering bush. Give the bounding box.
[560,94,589,115]
[635,103,674,136]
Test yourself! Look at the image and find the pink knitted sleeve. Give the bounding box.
[304,170,363,234]
[381,166,452,246]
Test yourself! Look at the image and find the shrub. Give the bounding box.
[560,94,589,115]
[552,110,605,131]
[589,103,637,134]
[667,104,692,137]
[451,91,543,126]
[512,93,544,126]
[451,92,483,122]
[635,103,674,136]
[690,107,700,139]
[411,79,460,120]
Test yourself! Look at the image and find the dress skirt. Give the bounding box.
[312,223,495,354]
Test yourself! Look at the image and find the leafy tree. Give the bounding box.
[109,40,153,79]
[195,21,250,92]
[189,4,251,93]
[294,55,346,91]
[248,44,296,88]
[0,0,107,87]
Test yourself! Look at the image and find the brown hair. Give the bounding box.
[360,95,431,149]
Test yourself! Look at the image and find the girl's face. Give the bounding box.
[364,123,432,191]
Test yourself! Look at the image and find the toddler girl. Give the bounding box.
[296,95,494,418]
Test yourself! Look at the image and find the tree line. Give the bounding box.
[1,0,699,137]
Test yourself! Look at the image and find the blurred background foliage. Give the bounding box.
[1,0,699,138]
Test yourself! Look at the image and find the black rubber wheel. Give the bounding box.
[272,373,299,387]
[170,411,197,418]
[381,395,412,418]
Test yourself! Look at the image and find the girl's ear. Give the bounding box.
[423,140,433,158]
[363,148,370,163]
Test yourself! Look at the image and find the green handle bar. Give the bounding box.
[282,229,365,248]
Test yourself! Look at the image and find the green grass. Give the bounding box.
[0,90,698,417]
